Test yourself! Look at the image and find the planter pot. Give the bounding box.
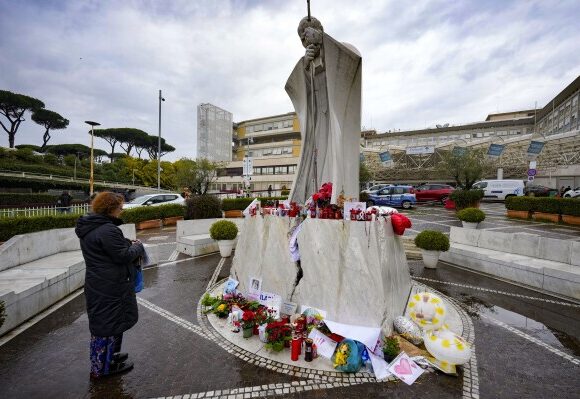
[243,326,254,338]
[421,249,440,269]
[136,219,162,230]
[461,221,479,229]
[533,212,561,223]
[562,214,580,226]
[507,210,531,220]
[217,239,236,257]
[224,210,244,218]
[258,324,268,343]
[162,216,183,226]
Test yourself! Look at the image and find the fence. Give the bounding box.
[0,203,90,219]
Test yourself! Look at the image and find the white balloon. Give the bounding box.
[408,292,447,331]
[424,327,472,365]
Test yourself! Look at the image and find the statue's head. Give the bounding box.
[297,16,323,48]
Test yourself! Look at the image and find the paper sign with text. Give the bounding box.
[308,328,338,359]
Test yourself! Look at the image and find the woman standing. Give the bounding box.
[75,192,145,378]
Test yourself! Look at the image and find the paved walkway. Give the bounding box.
[0,209,579,398]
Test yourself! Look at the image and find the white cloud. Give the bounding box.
[1,0,579,159]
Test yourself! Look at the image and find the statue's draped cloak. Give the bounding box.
[286,33,362,204]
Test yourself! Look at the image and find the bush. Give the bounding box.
[281,185,290,196]
[222,198,254,211]
[0,214,79,242]
[449,189,484,210]
[259,196,288,207]
[505,196,533,211]
[157,203,185,219]
[457,207,486,223]
[0,193,59,206]
[359,192,369,203]
[534,197,561,214]
[209,220,238,240]
[186,195,222,220]
[120,206,162,224]
[414,230,450,252]
[560,198,580,216]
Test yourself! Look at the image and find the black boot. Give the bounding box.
[113,352,129,363]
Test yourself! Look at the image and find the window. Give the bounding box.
[247,126,254,133]
[476,133,483,138]
[288,165,297,174]
[275,166,286,174]
[265,123,273,130]
[264,167,274,175]
[165,195,178,201]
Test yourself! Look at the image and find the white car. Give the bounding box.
[563,187,580,198]
[123,193,185,209]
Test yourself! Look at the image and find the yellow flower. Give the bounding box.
[217,304,226,312]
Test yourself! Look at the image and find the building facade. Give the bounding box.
[212,112,301,196]
[197,103,233,162]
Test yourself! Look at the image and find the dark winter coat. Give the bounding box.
[75,214,144,337]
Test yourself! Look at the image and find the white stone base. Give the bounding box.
[230,216,412,334]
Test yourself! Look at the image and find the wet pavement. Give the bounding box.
[0,213,579,398]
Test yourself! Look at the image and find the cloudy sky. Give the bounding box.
[1,0,579,160]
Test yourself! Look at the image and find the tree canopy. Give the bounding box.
[438,148,491,189]
[31,109,69,150]
[0,90,45,148]
[45,143,107,159]
[174,157,223,195]
[145,135,175,160]
[116,128,150,155]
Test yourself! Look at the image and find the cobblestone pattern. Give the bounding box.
[412,276,580,308]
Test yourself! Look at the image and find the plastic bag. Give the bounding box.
[331,339,365,372]
[391,213,412,235]
[134,267,144,293]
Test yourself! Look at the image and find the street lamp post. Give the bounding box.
[157,90,165,192]
[73,151,82,180]
[84,121,101,197]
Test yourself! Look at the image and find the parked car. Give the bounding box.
[122,193,185,209]
[524,184,557,197]
[367,186,416,209]
[563,187,580,198]
[471,180,525,200]
[414,184,455,203]
[361,184,392,194]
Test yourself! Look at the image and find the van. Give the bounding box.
[472,179,525,200]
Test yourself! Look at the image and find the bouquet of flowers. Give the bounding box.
[312,182,333,208]
[265,320,292,352]
[255,306,275,326]
[331,339,365,372]
[241,310,256,329]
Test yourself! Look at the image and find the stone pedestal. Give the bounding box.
[230,216,411,334]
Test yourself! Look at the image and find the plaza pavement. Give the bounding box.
[0,203,578,398]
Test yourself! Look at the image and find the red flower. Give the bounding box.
[242,310,255,322]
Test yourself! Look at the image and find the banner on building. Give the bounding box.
[487,143,505,157]
[243,156,253,176]
[379,151,394,167]
[406,145,435,155]
[527,141,545,155]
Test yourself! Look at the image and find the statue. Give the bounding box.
[286,16,362,204]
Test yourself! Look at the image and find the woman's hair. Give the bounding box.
[91,191,124,216]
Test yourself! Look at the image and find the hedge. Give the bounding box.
[121,203,185,224]
[505,197,580,215]
[449,189,484,210]
[0,214,79,242]
[186,195,222,219]
[221,196,289,211]
[0,193,58,206]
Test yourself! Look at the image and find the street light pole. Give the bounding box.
[157,90,165,192]
[84,121,101,197]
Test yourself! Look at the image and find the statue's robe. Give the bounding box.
[286,33,362,204]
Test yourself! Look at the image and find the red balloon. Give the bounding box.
[391,213,412,235]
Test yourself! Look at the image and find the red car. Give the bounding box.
[414,184,455,203]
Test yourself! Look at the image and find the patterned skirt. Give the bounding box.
[89,335,119,377]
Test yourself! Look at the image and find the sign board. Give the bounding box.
[528,176,535,182]
[242,156,253,176]
[452,146,467,156]
[527,141,545,155]
[487,143,505,157]
[529,160,537,169]
[406,145,435,155]
[527,169,537,177]
[379,151,394,167]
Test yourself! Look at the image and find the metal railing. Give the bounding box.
[0,203,90,219]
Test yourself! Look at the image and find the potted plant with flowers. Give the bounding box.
[265,320,292,352]
[209,220,239,257]
[241,310,256,338]
[414,230,450,269]
[456,207,486,229]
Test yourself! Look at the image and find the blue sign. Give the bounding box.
[527,141,545,155]
[379,151,392,163]
[487,144,505,157]
[527,169,537,177]
[452,146,467,156]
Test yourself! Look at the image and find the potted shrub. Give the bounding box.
[209,220,239,257]
[222,198,253,218]
[561,198,580,226]
[449,189,484,210]
[532,197,561,223]
[414,230,450,269]
[382,335,400,363]
[505,196,533,220]
[158,203,185,226]
[457,207,486,229]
